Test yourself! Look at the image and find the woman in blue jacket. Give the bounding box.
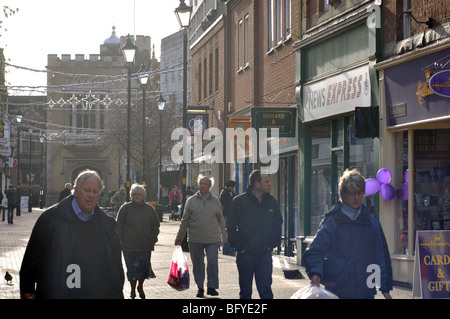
[303,169,393,299]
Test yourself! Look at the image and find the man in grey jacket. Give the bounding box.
[175,175,227,298]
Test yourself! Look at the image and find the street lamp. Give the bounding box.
[39,133,45,209]
[175,0,192,211]
[175,0,193,28]
[157,94,166,202]
[121,34,137,201]
[138,63,149,187]
[28,128,32,212]
[16,115,22,216]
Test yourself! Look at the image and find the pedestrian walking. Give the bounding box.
[220,180,236,255]
[116,184,160,299]
[5,184,17,224]
[110,186,126,209]
[58,182,72,202]
[169,185,181,211]
[175,175,228,298]
[227,170,283,299]
[303,168,393,299]
[0,190,4,222]
[19,170,124,299]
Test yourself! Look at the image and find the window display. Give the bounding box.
[394,129,450,255]
[414,130,450,233]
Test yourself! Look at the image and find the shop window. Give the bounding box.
[394,131,408,254]
[309,117,376,235]
[349,121,376,214]
[311,122,332,234]
[414,129,450,233]
[393,129,450,255]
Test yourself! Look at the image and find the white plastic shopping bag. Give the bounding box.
[167,245,190,291]
[290,284,338,299]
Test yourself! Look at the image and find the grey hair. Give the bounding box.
[74,170,104,192]
[130,183,146,198]
[338,168,365,201]
[197,174,214,188]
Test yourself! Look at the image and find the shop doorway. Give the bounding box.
[278,155,298,257]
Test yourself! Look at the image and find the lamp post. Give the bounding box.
[175,0,192,210]
[157,94,166,202]
[121,35,137,201]
[16,115,22,216]
[138,63,149,187]
[39,133,44,209]
[28,129,32,212]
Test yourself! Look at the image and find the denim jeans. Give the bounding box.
[188,242,220,290]
[236,250,273,299]
[7,205,14,223]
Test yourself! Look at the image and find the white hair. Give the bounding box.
[130,183,147,198]
[197,174,214,188]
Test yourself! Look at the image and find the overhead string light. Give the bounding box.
[2,60,189,95]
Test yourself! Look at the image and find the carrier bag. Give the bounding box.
[290,284,338,299]
[167,245,190,291]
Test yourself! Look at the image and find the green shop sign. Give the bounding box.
[251,107,296,138]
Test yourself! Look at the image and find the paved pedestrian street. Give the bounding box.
[1,208,412,303]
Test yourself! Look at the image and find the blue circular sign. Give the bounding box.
[429,70,450,97]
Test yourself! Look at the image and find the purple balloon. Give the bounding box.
[380,184,395,200]
[404,169,409,183]
[397,183,408,200]
[365,178,380,195]
[377,168,392,184]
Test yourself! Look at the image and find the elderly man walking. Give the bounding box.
[175,175,227,298]
[20,170,124,299]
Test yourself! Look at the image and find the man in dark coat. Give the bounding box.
[220,180,235,255]
[227,170,282,299]
[20,170,124,299]
[58,183,72,202]
[5,184,17,224]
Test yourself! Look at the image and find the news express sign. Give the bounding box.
[413,231,450,299]
[302,65,371,122]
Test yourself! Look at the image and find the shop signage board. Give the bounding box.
[251,107,296,138]
[186,114,208,134]
[429,70,450,97]
[413,230,450,299]
[301,65,371,122]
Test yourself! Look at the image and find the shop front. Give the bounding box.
[227,108,299,257]
[294,15,381,262]
[377,47,450,285]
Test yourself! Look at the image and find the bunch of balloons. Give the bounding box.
[365,168,408,201]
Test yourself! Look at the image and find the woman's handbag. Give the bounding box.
[167,245,190,291]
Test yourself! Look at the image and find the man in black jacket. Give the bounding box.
[20,170,124,299]
[227,170,282,299]
[220,180,235,255]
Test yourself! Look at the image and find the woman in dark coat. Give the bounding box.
[303,169,393,299]
[116,184,160,299]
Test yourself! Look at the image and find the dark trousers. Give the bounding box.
[7,205,15,223]
[236,250,273,299]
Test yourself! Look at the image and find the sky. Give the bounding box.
[1,0,182,96]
